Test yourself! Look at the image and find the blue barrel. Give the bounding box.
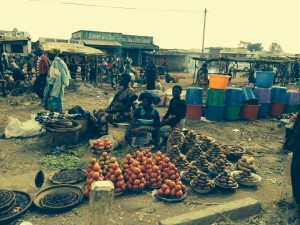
[286,90,300,105]
[255,71,275,88]
[205,105,225,121]
[185,87,203,104]
[225,88,243,106]
[254,87,271,103]
[270,86,287,103]
[242,86,258,103]
[258,103,270,118]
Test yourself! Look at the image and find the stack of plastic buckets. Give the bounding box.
[205,74,229,121]
[285,90,300,113]
[224,88,243,120]
[254,87,271,118]
[240,86,260,119]
[185,87,203,119]
[269,86,287,117]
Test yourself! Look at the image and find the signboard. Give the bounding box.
[39,37,80,44]
[0,30,28,37]
[122,35,152,44]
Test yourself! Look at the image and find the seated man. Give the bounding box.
[161,85,187,142]
[125,92,160,149]
[92,73,137,136]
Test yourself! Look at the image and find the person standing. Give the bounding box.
[33,47,51,100]
[145,58,158,90]
[161,85,186,143]
[69,58,78,80]
[42,50,71,112]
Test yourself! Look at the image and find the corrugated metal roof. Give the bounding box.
[121,42,159,50]
[83,39,122,47]
[40,42,104,55]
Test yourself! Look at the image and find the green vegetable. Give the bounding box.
[42,154,86,170]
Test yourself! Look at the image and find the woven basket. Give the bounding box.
[44,121,81,146]
[74,118,89,136]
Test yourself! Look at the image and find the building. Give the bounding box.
[0,29,31,56]
[71,30,159,66]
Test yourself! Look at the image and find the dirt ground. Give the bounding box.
[0,71,299,225]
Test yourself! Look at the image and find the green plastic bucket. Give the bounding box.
[206,89,225,106]
[284,104,299,113]
[224,105,242,120]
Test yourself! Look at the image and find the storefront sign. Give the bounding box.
[122,35,152,44]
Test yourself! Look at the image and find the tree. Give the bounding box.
[239,41,263,52]
[247,43,263,52]
[269,42,283,52]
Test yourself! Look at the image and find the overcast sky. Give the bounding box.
[1,0,300,53]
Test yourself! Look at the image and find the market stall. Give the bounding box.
[37,42,105,84]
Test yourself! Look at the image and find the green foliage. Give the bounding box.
[42,154,86,170]
[239,41,263,52]
[269,42,283,52]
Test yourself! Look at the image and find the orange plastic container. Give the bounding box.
[209,74,230,90]
[186,104,203,119]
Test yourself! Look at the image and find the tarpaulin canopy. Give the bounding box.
[40,42,104,55]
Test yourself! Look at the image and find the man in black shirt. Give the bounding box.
[161,85,187,142]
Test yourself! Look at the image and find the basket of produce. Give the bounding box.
[231,170,262,186]
[154,180,187,202]
[44,119,81,146]
[220,145,246,161]
[49,169,86,184]
[0,190,15,211]
[0,190,32,224]
[190,178,215,194]
[89,138,113,154]
[236,156,257,173]
[213,169,239,190]
[33,185,84,212]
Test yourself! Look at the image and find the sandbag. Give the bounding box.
[5,117,45,138]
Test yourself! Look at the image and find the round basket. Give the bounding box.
[49,169,86,185]
[231,170,262,186]
[0,191,32,224]
[33,185,84,212]
[44,120,81,146]
[220,145,246,161]
[0,190,15,211]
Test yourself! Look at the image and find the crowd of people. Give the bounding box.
[1,48,186,150]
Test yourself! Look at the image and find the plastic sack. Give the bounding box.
[5,117,45,138]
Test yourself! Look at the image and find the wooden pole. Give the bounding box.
[87,181,114,225]
[201,8,207,56]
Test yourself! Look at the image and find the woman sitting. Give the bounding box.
[125,92,160,149]
[161,85,186,142]
[92,73,137,136]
